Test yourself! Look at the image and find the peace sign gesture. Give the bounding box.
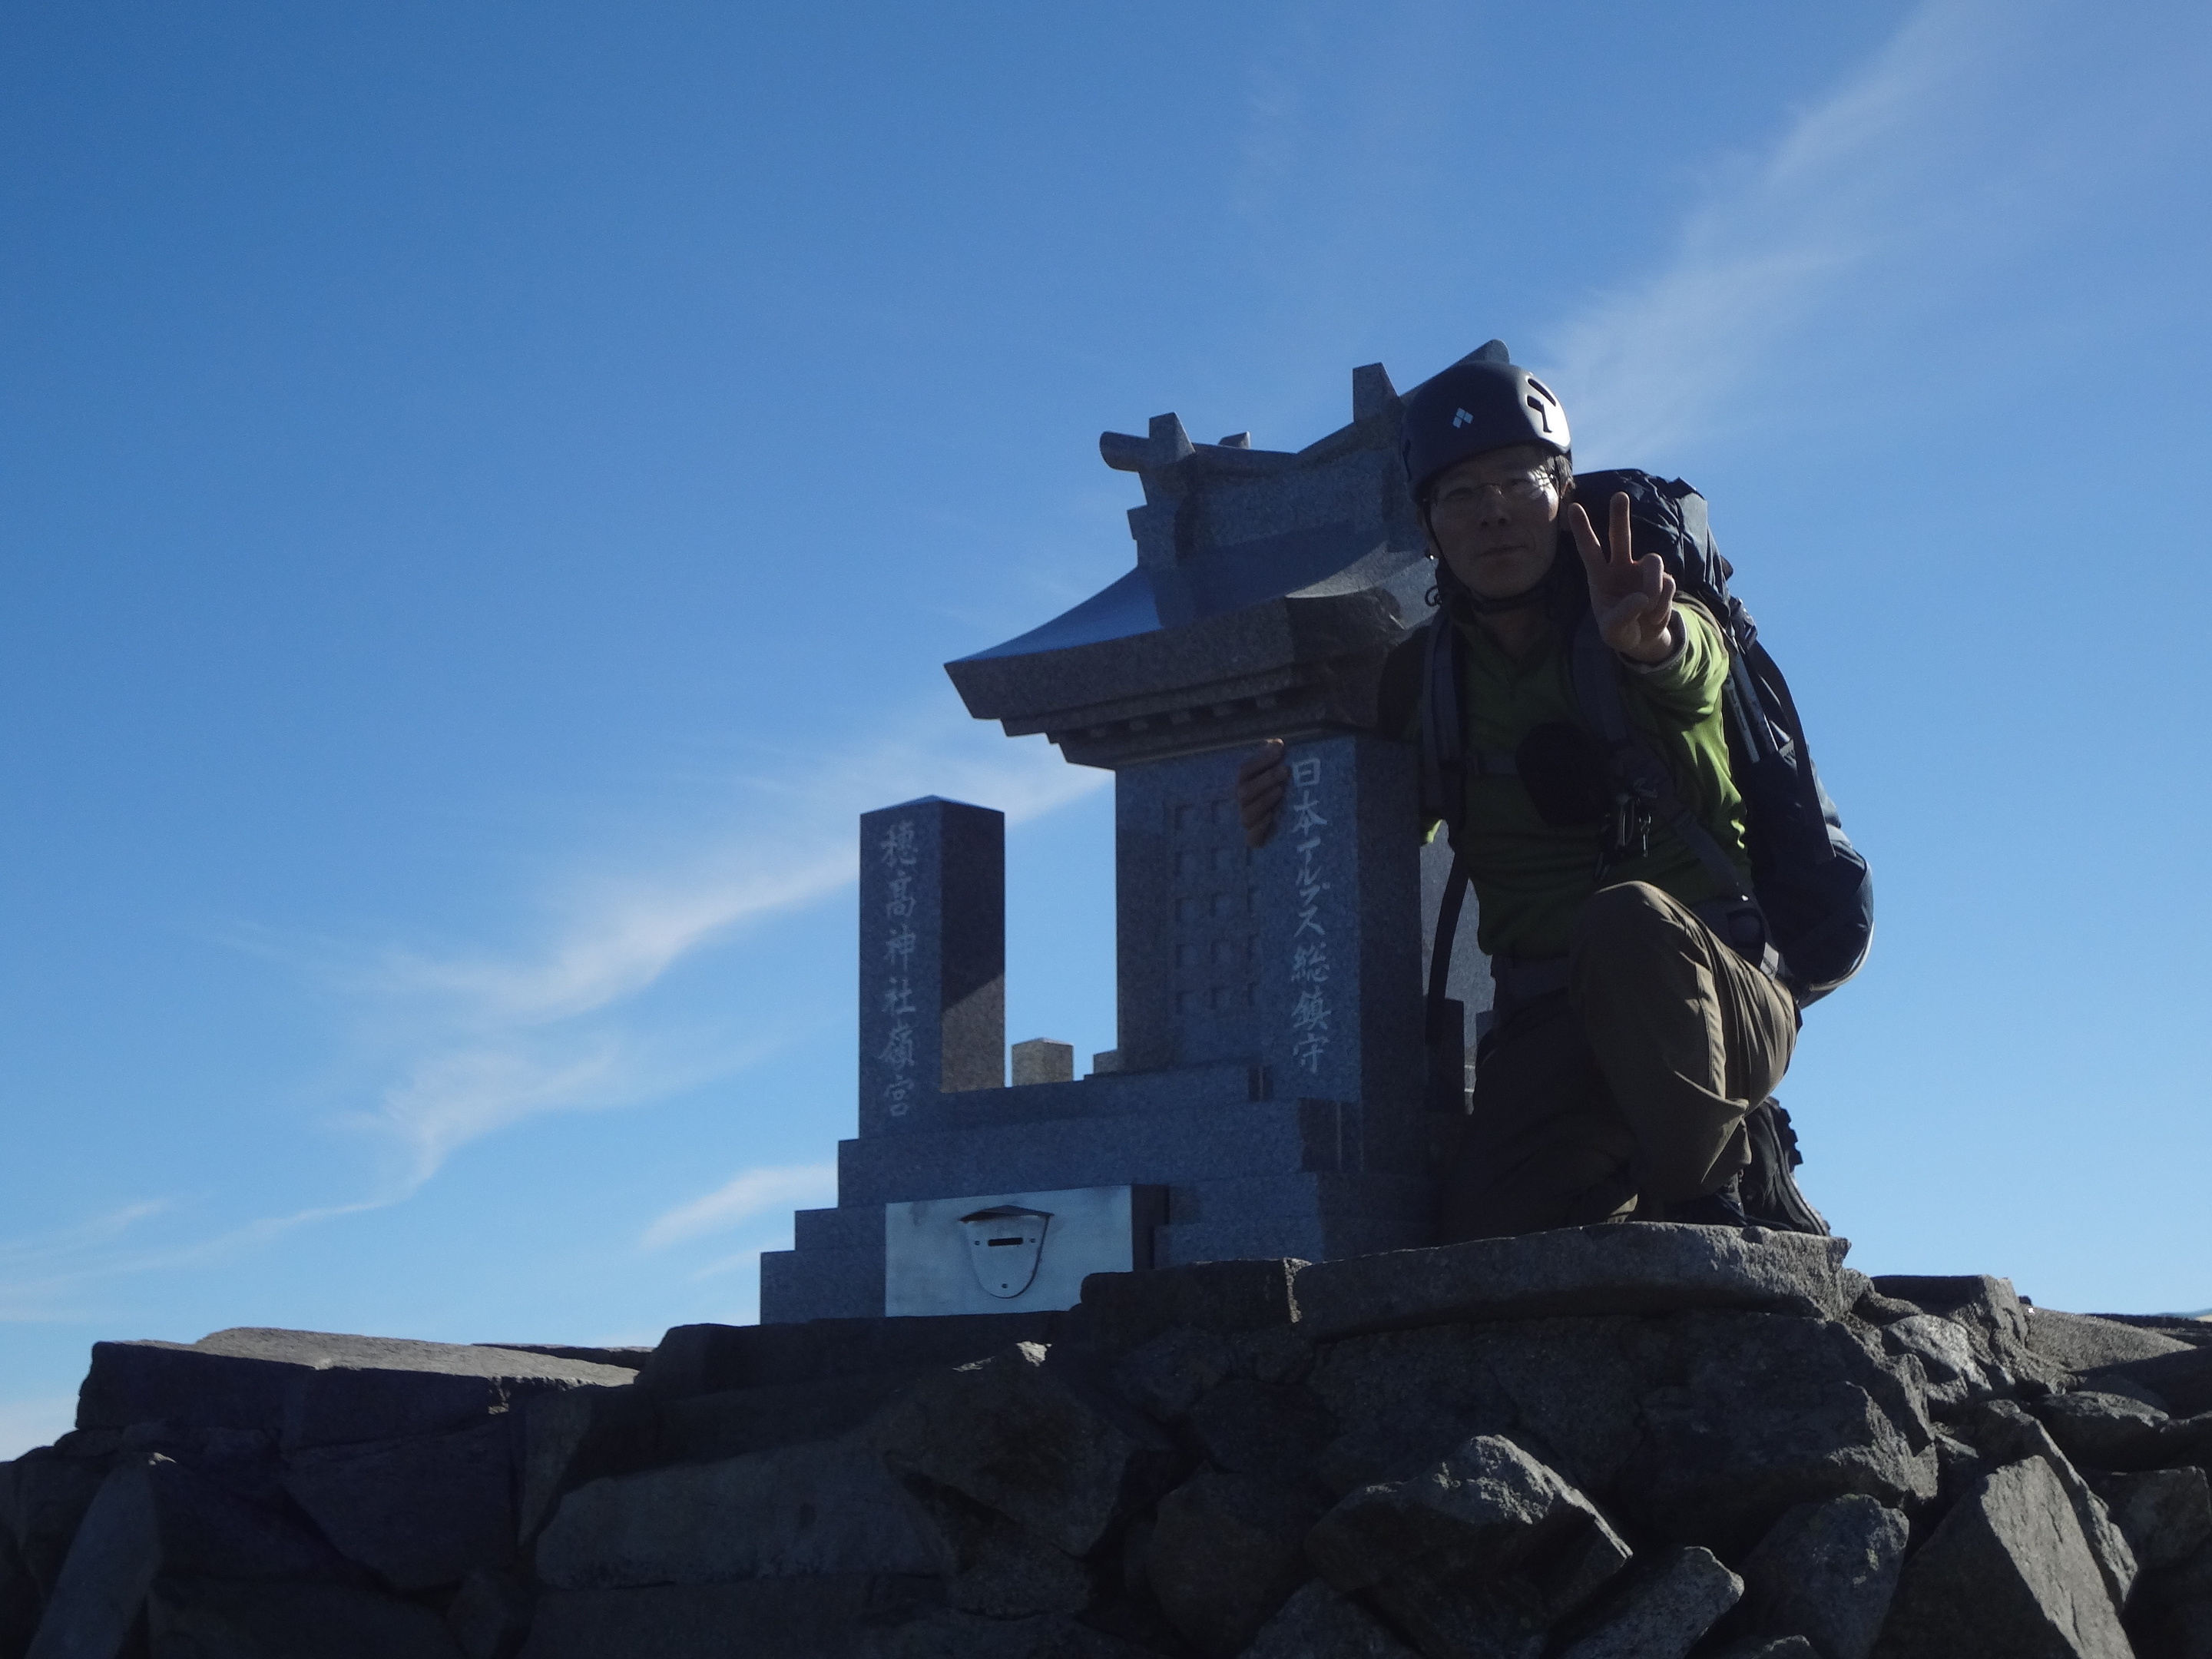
[1568,492,1678,664]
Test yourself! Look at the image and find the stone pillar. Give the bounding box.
[857,796,1004,1137]
[1254,734,1423,1111]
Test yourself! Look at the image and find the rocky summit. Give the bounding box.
[5,1227,2210,1659]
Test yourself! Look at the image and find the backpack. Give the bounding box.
[1419,469,1873,1099]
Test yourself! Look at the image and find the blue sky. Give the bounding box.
[4,0,2208,1456]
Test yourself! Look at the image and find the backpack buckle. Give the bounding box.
[1593,792,1652,883]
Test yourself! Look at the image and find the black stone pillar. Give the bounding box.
[857,796,1005,1137]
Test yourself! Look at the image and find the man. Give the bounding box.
[1235,343,1801,1239]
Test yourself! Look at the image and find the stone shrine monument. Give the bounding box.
[12,353,2209,1659]
[759,357,1492,1323]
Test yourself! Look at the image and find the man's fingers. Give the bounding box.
[1601,591,1654,629]
[1240,779,1286,848]
[1238,776,1287,823]
[1608,492,1633,568]
[1236,738,1286,784]
[1236,738,1289,848]
[1567,501,1607,580]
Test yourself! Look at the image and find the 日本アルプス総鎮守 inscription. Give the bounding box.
[1286,755,1331,1075]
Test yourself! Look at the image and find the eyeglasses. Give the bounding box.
[1426,468,1555,518]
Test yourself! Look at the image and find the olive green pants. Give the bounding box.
[1438,881,1799,1241]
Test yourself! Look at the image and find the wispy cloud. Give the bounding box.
[0,717,1108,1322]
[1540,0,2072,465]
[281,718,1109,1197]
[641,1163,838,1252]
[0,1191,408,1323]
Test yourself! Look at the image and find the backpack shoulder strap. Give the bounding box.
[1419,609,1463,836]
[1568,616,1780,969]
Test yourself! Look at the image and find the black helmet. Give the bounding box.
[1400,339,1570,501]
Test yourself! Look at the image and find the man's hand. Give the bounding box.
[1237,738,1290,849]
[1568,491,1677,663]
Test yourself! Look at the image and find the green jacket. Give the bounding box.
[1382,600,1752,961]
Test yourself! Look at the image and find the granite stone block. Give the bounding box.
[793,1206,886,1254]
[282,1419,518,1591]
[5,1445,110,1601]
[1736,1495,1909,1659]
[858,798,1005,1137]
[26,1452,349,1659]
[518,1387,601,1545]
[833,1098,1386,1209]
[2086,1466,2212,1575]
[1618,1310,1938,1558]
[1872,1456,2131,1659]
[1946,1399,2137,1611]
[654,1373,920,1466]
[1068,1257,1306,1356]
[1183,1377,1336,1485]
[1867,1276,2028,1346]
[1144,1468,1320,1654]
[759,1244,883,1324]
[866,1061,1264,1137]
[1556,1546,1742,1659]
[866,1343,1178,1559]
[1240,1579,1419,1658]
[2027,1309,2197,1373]
[1306,1432,1632,1659]
[2088,1345,2212,1417]
[537,1437,948,1588]
[1152,1174,1435,1268]
[637,1314,1065,1402]
[1295,1225,1856,1340]
[1010,1040,1075,1085]
[935,1517,1101,1621]
[76,1329,635,1448]
[2033,1392,2212,1472]
[1156,1171,1435,1228]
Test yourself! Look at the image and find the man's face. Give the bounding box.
[1423,445,1563,601]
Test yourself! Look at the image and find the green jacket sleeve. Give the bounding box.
[1621,600,1729,730]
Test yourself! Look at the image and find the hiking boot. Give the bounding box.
[1740,1098,1831,1236]
[1664,1177,1750,1228]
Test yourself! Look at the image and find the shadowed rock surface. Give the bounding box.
[5,1226,2209,1658]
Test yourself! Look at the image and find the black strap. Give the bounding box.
[1568,616,1782,973]
[1419,609,1463,836]
[1568,617,1751,902]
